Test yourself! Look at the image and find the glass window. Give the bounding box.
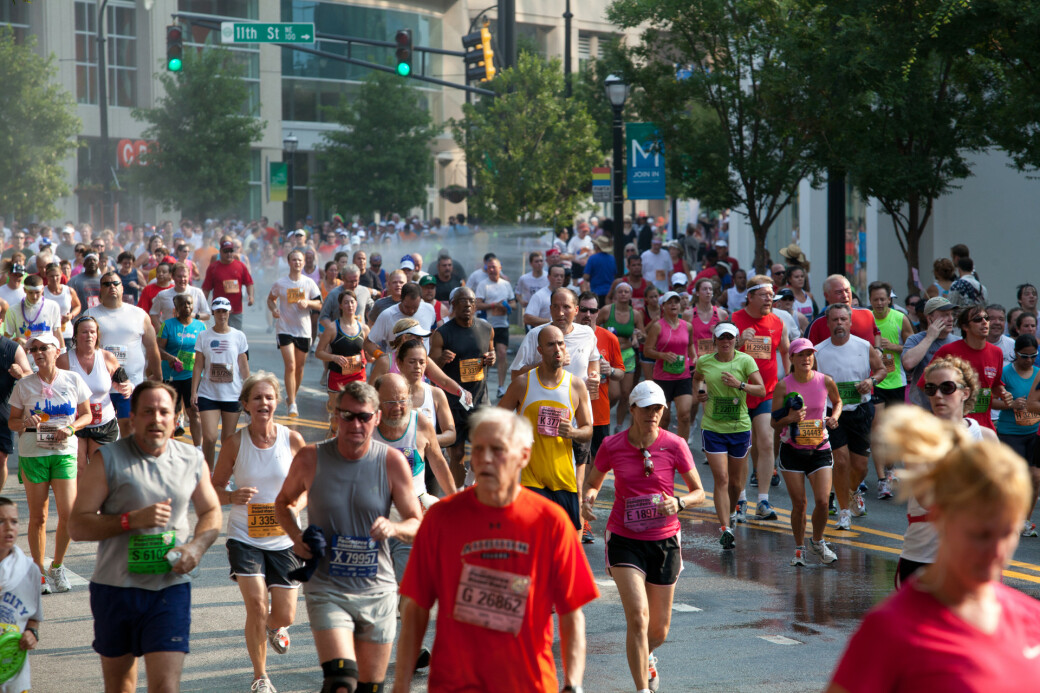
[0,2,30,44]
[179,0,261,116]
[232,149,262,220]
[179,0,258,19]
[74,0,137,107]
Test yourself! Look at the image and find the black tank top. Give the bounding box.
[328,318,365,374]
[118,269,140,305]
[0,336,20,418]
[436,317,493,407]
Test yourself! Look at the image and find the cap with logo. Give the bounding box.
[630,381,667,408]
[211,297,233,312]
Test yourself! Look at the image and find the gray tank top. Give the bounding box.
[93,438,206,590]
[305,438,396,596]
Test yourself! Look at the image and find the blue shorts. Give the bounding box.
[197,396,242,413]
[748,399,772,419]
[110,391,131,419]
[90,581,191,657]
[701,429,752,458]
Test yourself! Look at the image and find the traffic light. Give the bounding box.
[395,29,412,77]
[166,24,183,72]
[462,22,495,83]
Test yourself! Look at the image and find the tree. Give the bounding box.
[315,72,435,218]
[609,0,822,272]
[0,28,81,222]
[452,53,601,227]
[131,47,264,221]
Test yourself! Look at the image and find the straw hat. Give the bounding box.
[778,242,810,269]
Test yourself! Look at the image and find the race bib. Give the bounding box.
[631,297,645,311]
[328,535,378,578]
[794,419,826,447]
[104,344,128,365]
[177,350,195,371]
[536,406,568,437]
[711,396,741,422]
[452,563,530,635]
[247,503,285,538]
[210,363,233,383]
[662,354,685,375]
[459,358,484,383]
[623,494,671,533]
[744,336,771,360]
[36,422,65,450]
[655,269,666,281]
[973,388,992,413]
[286,288,305,304]
[89,402,103,426]
[223,279,240,294]
[836,381,862,405]
[87,295,100,308]
[1014,408,1040,427]
[883,353,896,374]
[697,338,715,355]
[342,353,364,375]
[128,531,175,574]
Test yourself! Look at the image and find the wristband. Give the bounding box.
[120,513,130,531]
[373,349,385,359]
[457,385,465,397]
[24,626,38,641]
[66,425,75,435]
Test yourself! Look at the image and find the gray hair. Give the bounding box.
[825,302,852,319]
[336,381,379,410]
[468,406,534,447]
[341,263,361,278]
[239,370,281,405]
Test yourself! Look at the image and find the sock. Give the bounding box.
[357,684,384,693]
[796,545,805,551]
[738,490,747,501]
[720,525,729,533]
[50,563,60,569]
[758,493,769,503]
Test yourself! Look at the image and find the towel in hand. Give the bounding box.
[287,524,326,582]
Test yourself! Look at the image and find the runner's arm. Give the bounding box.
[420,415,456,495]
[559,608,587,691]
[581,467,608,509]
[274,446,316,548]
[174,468,222,575]
[641,321,668,361]
[211,433,242,505]
[313,323,340,365]
[1027,369,1040,414]
[380,448,421,543]
[497,372,527,412]
[742,369,766,399]
[779,322,791,374]
[68,450,120,541]
[770,380,797,430]
[678,467,706,509]
[237,351,250,382]
[431,387,457,448]
[568,378,594,443]
[190,350,205,408]
[391,597,430,693]
[142,315,162,381]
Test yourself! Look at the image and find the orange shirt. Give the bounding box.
[592,326,624,427]
[194,246,219,278]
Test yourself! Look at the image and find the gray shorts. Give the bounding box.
[228,312,244,330]
[305,589,397,644]
[388,537,411,584]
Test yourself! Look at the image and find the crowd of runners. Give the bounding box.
[0,213,1035,692]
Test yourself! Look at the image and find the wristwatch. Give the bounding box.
[25,626,38,641]
[739,381,746,391]
[676,496,687,511]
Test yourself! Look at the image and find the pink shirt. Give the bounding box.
[831,579,1040,692]
[594,429,694,541]
[778,371,830,450]
[652,318,692,381]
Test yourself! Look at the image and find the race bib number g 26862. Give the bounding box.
[459,358,484,383]
[128,531,175,574]
[247,503,285,538]
[453,563,530,635]
[328,535,378,578]
[536,406,568,437]
[743,336,771,360]
[623,494,671,533]
[836,381,862,405]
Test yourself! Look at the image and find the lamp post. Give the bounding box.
[283,134,298,235]
[96,0,112,228]
[605,74,629,275]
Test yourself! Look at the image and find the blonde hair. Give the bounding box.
[391,318,420,348]
[873,405,1032,519]
[923,356,980,413]
[239,371,281,406]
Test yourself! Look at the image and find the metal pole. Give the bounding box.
[564,0,572,97]
[827,168,846,278]
[499,0,515,70]
[612,105,625,275]
[96,0,111,228]
[286,153,295,233]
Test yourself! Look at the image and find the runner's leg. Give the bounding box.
[751,412,773,500]
[783,470,807,546]
[354,641,393,683]
[237,575,271,680]
[220,409,242,440]
[268,585,299,631]
[280,343,297,407]
[706,452,732,526]
[200,409,222,470]
[808,467,834,543]
[673,394,693,442]
[142,651,186,693]
[50,477,75,567]
[23,478,50,573]
[100,653,137,693]
[611,565,651,690]
[645,581,677,653]
[831,445,851,511]
[293,345,308,400]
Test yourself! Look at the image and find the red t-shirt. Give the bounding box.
[732,309,785,408]
[137,280,172,314]
[917,339,1005,430]
[594,429,694,540]
[807,307,880,346]
[201,259,254,313]
[831,579,1040,692]
[592,326,625,427]
[400,488,599,692]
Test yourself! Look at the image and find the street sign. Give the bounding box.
[592,167,611,202]
[269,162,288,202]
[220,22,315,44]
[626,123,666,200]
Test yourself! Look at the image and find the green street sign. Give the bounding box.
[220,22,315,44]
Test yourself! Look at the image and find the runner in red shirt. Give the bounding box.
[136,261,173,315]
[917,303,1011,430]
[806,274,881,347]
[731,275,790,521]
[202,238,255,331]
[393,407,598,693]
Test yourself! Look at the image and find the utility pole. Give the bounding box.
[96,0,112,228]
[564,0,573,97]
[498,0,516,70]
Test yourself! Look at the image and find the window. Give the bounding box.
[177,0,261,116]
[74,0,137,107]
[179,0,257,19]
[0,2,30,44]
[232,149,262,220]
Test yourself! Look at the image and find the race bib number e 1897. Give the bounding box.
[328,535,378,578]
[623,494,671,533]
[247,503,285,538]
[453,563,530,635]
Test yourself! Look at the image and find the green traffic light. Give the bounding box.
[396,62,411,77]
[168,58,183,72]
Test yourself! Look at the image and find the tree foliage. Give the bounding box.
[131,47,264,221]
[0,28,81,221]
[453,53,601,227]
[315,71,436,218]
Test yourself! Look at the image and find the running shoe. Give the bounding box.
[1023,521,1039,538]
[877,478,893,500]
[809,538,838,564]
[749,471,758,487]
[770,469,781,487]
[790,548,806,566]
[851,492,867,517]
[288,402,299,418]
[251,676,276,693]
[730,511,738,527]
[647,652,660,692]
[415,647,431,671]
[836,510,852,531]
[49,564,71,593]
[40,575,52,595]
[828,491,837,516]
[719,528,735,550]
[735,499,748,524]
[267,626,290,655]
[857,481,869,494]
[496,385,506,399]
[581,521,595,544]
[755,499,777,520]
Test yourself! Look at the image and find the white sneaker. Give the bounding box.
[288,402,299,418]
[251,676,277,693]
[877,478,893,500]
[267,626,290,654]
[48,564,71,593]
[851,492,867,517]
[790,548,806,566]
[40,574,52,595]
[809,538,838,564]
[836,510,852,531]
[647,652,660,692]
[1023,521,1038,538]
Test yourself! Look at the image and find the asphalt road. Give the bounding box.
[24,303,1040,692]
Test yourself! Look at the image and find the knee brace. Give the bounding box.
[321,658,359,693]
[356,684,384,693]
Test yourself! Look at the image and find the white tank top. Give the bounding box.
[417,383,436,426]
[68,349,115,427]
[226,425,296,550]
[901,418,983,563]
[86,304,148,385]
[792,292,814,318]
[815,335,873,411]
[372,411,426,497]
[45,285,73,339]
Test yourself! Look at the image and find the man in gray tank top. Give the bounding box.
[275,380,421,693]
[69,381,221,693]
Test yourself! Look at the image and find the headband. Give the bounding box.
[746,283,774,294]
[615,282,632,293]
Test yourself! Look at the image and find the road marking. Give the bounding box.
[46,557,88,587]
[595,579,616,589]
[672,603,702,612]
[759,635,801,646]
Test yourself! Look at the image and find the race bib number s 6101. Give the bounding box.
[453,563,530,635]
[128,531,175,574]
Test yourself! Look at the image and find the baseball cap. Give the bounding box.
[292,229,306,237]
[715,239,728,247]
[336,229,349,236]
[419,275,436,287]
[789,337,816,354]
[400,259,416,271]
[546,248,560,258]
[371,254,382,263]
[773,288,795,302]
[393,324,431,339]
[38,238,52,248]
[670,272,688,287]
[211,297,232,312]
[28,332,61,349]
[658,291,682,305]
[630,381,667,408]
[10,263,25,275]
[924,296,954,314]
[713,322,739,339]
[220,240,234,250]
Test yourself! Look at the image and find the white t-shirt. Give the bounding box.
[641,249,673,291]
[195,327,249,402]
[0,284,25,310]
[516,272,548,305]
[467,269,489,289]
[9,369,91,458]
[3,298,62,343]
[525,287,553,321]
[510,322,599,381]
[0,546,42,693]
[85,303,149,385]
[45,285,74,339]
[475,278,515,329]
[369,301,437,351]
[149,286,210,326]
[271,275,321,338]
[568,234,594,263]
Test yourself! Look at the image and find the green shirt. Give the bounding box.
[695,351,759,434]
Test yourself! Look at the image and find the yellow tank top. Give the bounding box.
[520,370,577,492]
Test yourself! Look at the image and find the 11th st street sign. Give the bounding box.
[221,22,315,44]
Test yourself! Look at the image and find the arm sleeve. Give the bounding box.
[608,338,623,371]
[195,288,210,315]
[242,264,254,286]
[318,290,339,323]
[148,293,162,316]
[551,514,600,614]
[508,331,537,372]
[674,434,694,474]
[8,381,24,411]
[369,312,390,348]
[308,278,321,300]
[201,264,213,294]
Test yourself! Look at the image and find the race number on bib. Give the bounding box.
[247,503,285,538]
[36,422,65,450]
[711,396,741,422]
[662,354,685,375]
[328,535,378,578]
[105,344,128,365]
[1014,408,1040,427]
[836,381,862,405]
[210,363,233,383]
[973,388,992,413]
[459,358,484,383]
[697,338,715,355]
[89,403,103,426]
[624,494,671,533]
[743,336,771,360]
[342,354,364,375]
[536,406,568,437]
[453,563,530,635]
[882,353,896,374]
[223,279,240,294]
[87,296,100,308]
[655,269,667,281]
[177,350,196,371]
[286,288,305,304]
[128,531,175,574]
[794,419,826,447]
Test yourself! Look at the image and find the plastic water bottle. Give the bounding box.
[166,550,201,578]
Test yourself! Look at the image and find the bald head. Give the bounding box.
[538,325,564,348]
[374,372,410,427]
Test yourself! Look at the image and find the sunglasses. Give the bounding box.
[336,409,376,423]
[715,333,736,340]
[970,315,990,323]
[640,448,654,477]
[27,346,52,354]
[923,381,965,396]
[380,399,408,407]
[1017,352,1039,360]
[101,281,121,288]
[578,307,598,314]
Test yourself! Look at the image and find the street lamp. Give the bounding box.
[604,74,629,274]
[283,134,298,235]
